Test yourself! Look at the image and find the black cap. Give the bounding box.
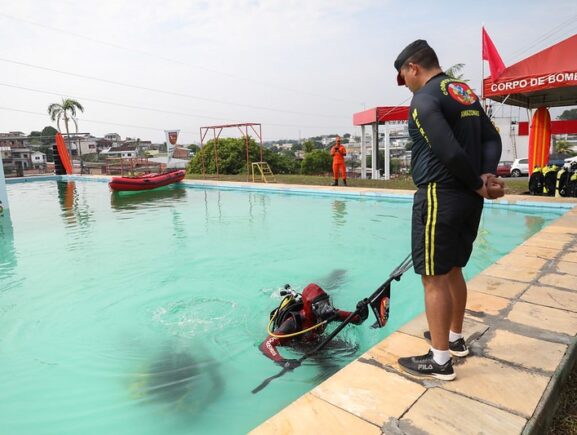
[394,39,431,86]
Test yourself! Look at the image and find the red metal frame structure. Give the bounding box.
[352,106,409,179]
[199,123,263,180]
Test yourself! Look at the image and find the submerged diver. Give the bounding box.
[259,283,368,368]
[130,342,223,412]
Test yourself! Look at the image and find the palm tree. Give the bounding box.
[445,63,466,81]
[48,98,84,159]
[554,140,575,156]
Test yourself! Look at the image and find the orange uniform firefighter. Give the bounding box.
[330,136,347,186]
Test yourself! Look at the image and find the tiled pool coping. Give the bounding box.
[7,175,577,434]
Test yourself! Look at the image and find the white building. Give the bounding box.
[31,151,46,168]
[104,133,122,145]
[101,144,138,159]
[65,133,98,156]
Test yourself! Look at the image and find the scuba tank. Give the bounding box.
[568,163,577,198]
[556,167,569,197]
[269,285,303,331]
[528,166,544,195]
[543,165,558,196]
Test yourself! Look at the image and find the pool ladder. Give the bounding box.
[251,162,276,183]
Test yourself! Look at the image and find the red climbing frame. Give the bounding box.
[199,123,263,180]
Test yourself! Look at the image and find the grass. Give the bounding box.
[549,366,577,434]
[185,173,531,195]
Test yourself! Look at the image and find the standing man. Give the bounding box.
[394,40,503,380]
[330,136,347,186]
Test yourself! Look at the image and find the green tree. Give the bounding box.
[301,149,331,175]
[347,155,360,174]
[555,140,576,156]
[558,109,577,120]
[187,137,299,175]
[47,98,84,157]
[303,140,315,153]
[187,144,200,154]
[41,126,58,145]
[28,131,43,145]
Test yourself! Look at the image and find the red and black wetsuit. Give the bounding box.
[259,283,364,363]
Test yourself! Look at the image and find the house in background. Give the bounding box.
[104,133,121,146]
[172,146,190,159]
[31,151,47,169]
[100,144,138,159]
[11,148,32,170]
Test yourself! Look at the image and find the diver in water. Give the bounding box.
[130,341,223,412]
[259,283,368,368]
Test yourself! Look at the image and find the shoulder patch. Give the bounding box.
[446,82,477,105]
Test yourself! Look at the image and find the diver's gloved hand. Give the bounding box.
[278,359,300,370]
[357,300,369,322]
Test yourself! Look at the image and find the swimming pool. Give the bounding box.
[0,179,566,434]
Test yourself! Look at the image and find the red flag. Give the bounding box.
[482,27,506,80]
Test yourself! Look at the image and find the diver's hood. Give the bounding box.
[301,283,329,319]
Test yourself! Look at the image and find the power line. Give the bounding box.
[508,15,577,63]
[0,105,354,139]
[0,82,353,130]
[0,57,351,120]
[0,106,198,136]
[0,12,362,106]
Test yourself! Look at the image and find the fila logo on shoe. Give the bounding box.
[418,364,433,370]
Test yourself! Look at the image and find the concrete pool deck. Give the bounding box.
[242,186,577,435]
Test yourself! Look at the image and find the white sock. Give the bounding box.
[431,347,451,365]
[449,330,463,342]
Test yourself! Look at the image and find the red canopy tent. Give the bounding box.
[483,33,577,108]
[352,106,409,179]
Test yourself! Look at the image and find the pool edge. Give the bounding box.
[249,196,577,434]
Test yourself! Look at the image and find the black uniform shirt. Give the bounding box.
[408,73,502,190]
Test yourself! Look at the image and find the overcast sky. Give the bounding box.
[0,0,576,144]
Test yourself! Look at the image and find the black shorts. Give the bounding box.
[412,183,483,276]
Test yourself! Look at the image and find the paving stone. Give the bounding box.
[540,224,577,235]
[363,332,427,369]
[523,237,569,250]
[561,251,577,263]
[497,255,548,272]
[522,285,577,312]
[249,393,380,435]
[507,301,577,335]
[311,360,425,426]
[467,274,528,299]
[529,232,574,243]
[466,290,511,317]
[399,387,526,435]
[441,356,549,418]
[398,313,488,340]
[539,273,577,291]
[485,329,567,372]
[511,244,560,260]
[482,263,540,283]
[556,261,577,276]
[552,216,577,231]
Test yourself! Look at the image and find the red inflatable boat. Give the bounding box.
[109,170,186,191]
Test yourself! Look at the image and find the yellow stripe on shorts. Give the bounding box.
[425,182,438,275]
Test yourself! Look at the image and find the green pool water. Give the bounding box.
[0,180,565,434]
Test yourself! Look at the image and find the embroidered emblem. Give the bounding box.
[447,82,477,105]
